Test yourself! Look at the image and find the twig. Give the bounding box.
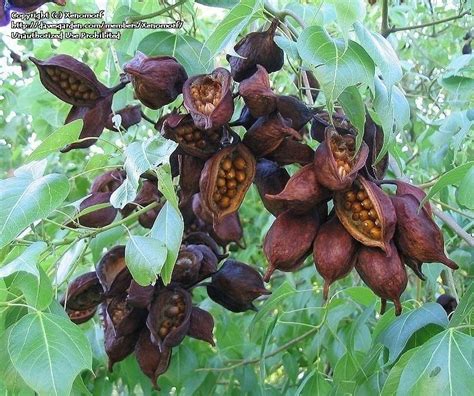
[263,2,306,30]
[127,0,187,23]
[433,199,474,220]
[432,206,474,247]
[444,269,460,303]
[381,0,390,37]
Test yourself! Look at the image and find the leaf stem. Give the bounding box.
[432,206,474,247]
[127,0,188,23]
[263,2,306,30]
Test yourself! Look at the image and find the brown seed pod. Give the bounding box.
[263,210,319,281]
[146,287,192,352]
[276,95,313,131]
[362,115,388,180]
[96,245,132,296]
[30,55,110,107]
[207,260,270,312]
[242,113,302,158]
[61,271,103,312]
[90,169,126,193]
[183,68,234,130]
[186,244,219,280]
[199,143,256,219]
[391,194,458,272]
[238,65,277,117]
[171,246,204,287]
[254,159,291,216]
[178,154,206,207]
[265,164,331,214]
[391,180,432,215]
[266,138,315,166]
[310,111,357,142]
[314,127,369,191]
[70,192,117,228]
[9,0,65,13]
[227,18,284,82]
[187,307,215,346]
[66,306,97,324]
[60,94,114,152]
[182,232,227,261]
[355,242,408,316]
[229,105,257,130]
[313,216,358,300]
[334,176,396,254]
[162,113,222,159]
[106,294,147,337]
[124,52,188,110]
[105,104,142,132]
[135,328,172,389]
[126,280,154,309]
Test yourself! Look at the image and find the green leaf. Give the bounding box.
[379,303,448,364]
[0,328,30,394]
[0,173,70,248]
[328,0,366,38]
[150,201,184,285]
[156,164,179,211]
[332,350,365,392]
[439,76,474,105]
[205,0,262,58]
[10,267,53,310]
[421,161,474,207]
[353,22,402,87]
[338,85,366,151]
[456,167,474,209]
[274,36,299,60]
[138,31,212,76]
[450,282,474,330]
[380,347,418,396]
[397,329,474,394]
[195,0,239,8]
[27,120,83,163]
[343,286,377,306]
[0,241,47,279]
[8,312,92,396]
[297,26,374,112]
[296,369,332,395]
[125,236,167,286]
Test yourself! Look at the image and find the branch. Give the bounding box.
[263,2,306,30]
[381,0,390,37]
[432,206,474,247]
[127,0,188,23]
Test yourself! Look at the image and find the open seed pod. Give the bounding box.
[227,19,284,82]
[207,260,270,312]
[314,127,369,191]
[186,244,219,280]
[178,154,205,207]
[238,65,277,117]
[199,143,256,219]
[334,176,396,254]
[436,294,458,317]
[124,52,188,110]
[91,169,126,193]
[30,55,110,107]
[106,105,142,131]
[70,192,117,228]
[276,95,313,131]
[362,115,388,180]
[265,164,331,214]
[146,287,192,352]
[188,307,215,346]
[356,242,408,316]
[162,113,222,159]
[229,105,257,130]
[263,210,320,281]
[127,280,154,309]
[391,194,458,272]
[96,245,132,296]
[254,159,291,216]
[135,328,172,388]
[183,68,234,130]
[310,111,357,142]
[9,0,65,13]
[106,294,147,337]
[66,306,98,324]
[62,271,103,312]
[313,216,358,300]
[242,113,302,158]
[267,138,314,166]
[61,94,113,152]
[171,246,204,287]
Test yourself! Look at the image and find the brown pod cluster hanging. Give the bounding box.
[183,68,234,130]
[238,65,277,117]
[227,18,284,82]
[124,52,188,110]
[30,55,111,107]
[199,143,256,219]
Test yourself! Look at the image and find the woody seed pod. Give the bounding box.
[90,169,126,193]
[254,159,290,216]
[238,65,277,117]
[266,138,314,166]
[105,104,142,131]
[310,111,357,143]
[70,192,117,228]
[276,95,313,131]
[187,307,215,346]
[62,271,103,312]
[96,245,132,296]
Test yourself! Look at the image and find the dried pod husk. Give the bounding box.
[146,287,192,352]
[334,176,396,254]
[188,307,215,346]
[265,164,331,214]
[103,310,139,370]
[106,104,142,131]
[436,294,457,317]
[127,280,154,309]
[135,328,172,388]
[9,0,65,12]
[106,294,146,337]
[182,232,227,261]
[124,52,188,110]
[71,192,117,228]
[62,271,103,311]
[313,216,358,299]
[96,245,132,296]
[242,113,302,158]
[199,143,256,219]
[314,127,369,191]
[238,65,277,117]
[263,210,320,281]
[266,139,314,166]
[276,95,313,131]
[91,169,126,193]
[362,115,388,180]
[229,105,257,130]
[305,70,320,102]
[207,260,270,312]
[30,55,109,107]
[66,306,97,324]
[310,111,356,142]
[162,113,222,159]
[227,19,284,82]
[171,246,203,287]
[61,94,113,152]
[391,180,432,215]
[186,244,218,280]
[355,242,408,316]
[254,159,290,216]
[178,154,205,207]
[183,68,234,130]
[391,194,458,271]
